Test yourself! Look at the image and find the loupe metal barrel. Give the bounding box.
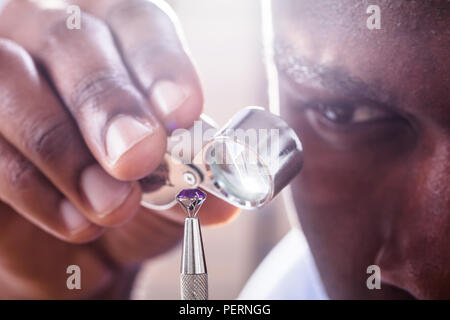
[139,107,303,210]
[202,107,303,208]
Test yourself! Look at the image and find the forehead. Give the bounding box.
[271,0,450,124]
[272,0,449,36]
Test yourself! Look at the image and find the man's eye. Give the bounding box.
[314,102,394,124]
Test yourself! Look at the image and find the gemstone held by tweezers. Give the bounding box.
[176,188,207,217]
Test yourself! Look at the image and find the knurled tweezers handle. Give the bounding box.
[180,273,208,300]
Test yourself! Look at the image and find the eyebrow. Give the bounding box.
[274,42,397,107]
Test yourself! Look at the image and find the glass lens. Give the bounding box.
[205,140,271,203]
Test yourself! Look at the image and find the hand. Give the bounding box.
[0,0,238,299]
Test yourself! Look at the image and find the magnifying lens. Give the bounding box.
[139,106,303,210]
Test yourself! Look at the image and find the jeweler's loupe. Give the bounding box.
[139,107,303,210]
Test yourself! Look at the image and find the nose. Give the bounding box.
[375,136,450,299]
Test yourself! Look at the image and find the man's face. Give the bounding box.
[273,0,450,299]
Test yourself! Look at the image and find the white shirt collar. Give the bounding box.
[238,228,328,300]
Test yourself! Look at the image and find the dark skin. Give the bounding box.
[0,0,447,300]
[274,0,450,299]
[0,0,238,299]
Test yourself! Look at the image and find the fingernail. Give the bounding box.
[60,200,91,233]
[151,80,189,117]
[106,116,156,165]
[81,164,132,216]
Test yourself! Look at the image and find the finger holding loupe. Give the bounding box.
[140,106,304,211]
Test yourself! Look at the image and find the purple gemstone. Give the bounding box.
[177,188,206,200]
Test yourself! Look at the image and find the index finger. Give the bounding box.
[76,0,204,131]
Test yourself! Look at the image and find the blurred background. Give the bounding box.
[131,0,292,299]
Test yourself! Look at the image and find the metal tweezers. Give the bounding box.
[177,189,208,300]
